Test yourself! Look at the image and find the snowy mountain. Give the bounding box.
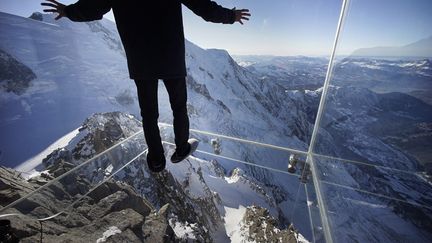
[1,11,432,242]
[333,58,432,103]
[235,55,432,106]
[234,55,328,91]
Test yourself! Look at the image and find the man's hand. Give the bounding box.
[41,0,66,20]
[234,8,250,25]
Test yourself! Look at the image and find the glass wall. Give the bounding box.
[310,0,432,242]
[1,1,338,241]
[1,0,431,242]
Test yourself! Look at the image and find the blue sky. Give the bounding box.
[1,0,431,56]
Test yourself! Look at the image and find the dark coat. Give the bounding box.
[64,0,236,80]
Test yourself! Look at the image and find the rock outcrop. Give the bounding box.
[0,166,177,242]
[241,205,298,243]
[0,48,36,95]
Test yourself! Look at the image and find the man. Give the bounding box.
[42,0,250,172]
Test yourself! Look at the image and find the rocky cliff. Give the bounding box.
[0,166,177,242]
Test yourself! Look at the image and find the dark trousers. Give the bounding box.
[134,78,189,161]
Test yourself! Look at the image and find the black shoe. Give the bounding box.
[145,150,166,172]
[171,138,199,163]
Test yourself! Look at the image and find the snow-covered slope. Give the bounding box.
[234,55,328,91]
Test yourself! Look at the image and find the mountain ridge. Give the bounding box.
[351,35,432,57]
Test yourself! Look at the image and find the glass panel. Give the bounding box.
[159,125,315,241]
[0,11,140,170]
[0,0,349,241]
[180,0,341,151]
[305,179,326,243]
[311,0,432,242]
[320,178,432,242]
[0,132,146,219]
[313,0,432,172]
[1,134,315,242]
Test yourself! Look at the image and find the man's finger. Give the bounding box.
[54,14,62,20]
[239,9,249,12]
[43,9,58,13]
[242,12,251,17]
[239,19,244,25]
[46,0,60,4]
[241,17,249,21]
[41,3,57,8]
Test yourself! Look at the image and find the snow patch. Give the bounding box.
[225,172,240,184]
[224,205,252,242]
[104,164,114,176]
[297,233,310,243]
[15,127,81,173]
[169,219,197,240]
[25,169,49,180]
[96,226,121,243]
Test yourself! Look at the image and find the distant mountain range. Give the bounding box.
[352,36,432,57]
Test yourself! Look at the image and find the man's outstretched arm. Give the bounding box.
[181,0,250,24]
[41,0,111,22]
